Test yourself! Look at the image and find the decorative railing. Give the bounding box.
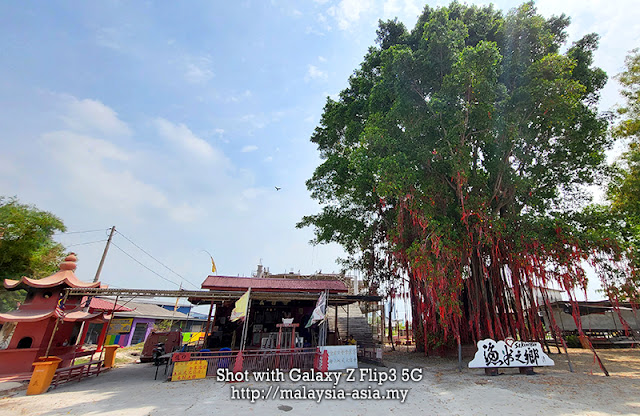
[173,347,321,377]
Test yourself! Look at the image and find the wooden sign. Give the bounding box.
[171,360,208,381]
[468,338,554,368]
[107,318,133,334]
[172,352,191,362]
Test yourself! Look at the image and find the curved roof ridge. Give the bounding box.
[3,253,103,290]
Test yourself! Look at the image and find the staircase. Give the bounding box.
[326,303,378,348]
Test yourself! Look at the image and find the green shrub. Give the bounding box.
[565,335,582,348]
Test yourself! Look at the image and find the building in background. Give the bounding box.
[91,298,207,347]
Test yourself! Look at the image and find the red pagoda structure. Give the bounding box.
[0,253,111,375]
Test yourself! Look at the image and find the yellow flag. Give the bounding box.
[230,290,250,322]
[210,256,217,273]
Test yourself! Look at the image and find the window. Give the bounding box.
[131,323,148,345]
[17,337,33,349]
[24,291,35,303]
[84,323,104,345]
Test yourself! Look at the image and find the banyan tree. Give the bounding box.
[298,2,638,358]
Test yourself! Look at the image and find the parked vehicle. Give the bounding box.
[140,330,182,363]
[152,342,165,366]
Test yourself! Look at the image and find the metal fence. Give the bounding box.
[177,347,319,377]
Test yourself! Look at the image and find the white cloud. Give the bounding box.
[242,145,258,153]
[306,64,328,81]
[61,96,131,137]
[41,130,170,218]
[305,26,326,36]
[535,0,640,110]
[227,90,252,103]
[326,0,373,30]
[42,130,129,162]
[242,187,266,200]
[271,110,286,122]
[381,0,422,22]
[37,98,238,225]
[184,55,214,84]
[239,114,267,130]
[318,56,327,62]
[41,130,206,224]
[154,118,218,160]
[322,90,340,101]
[95,27,124,51]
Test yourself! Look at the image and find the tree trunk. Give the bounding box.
[408,274,424,352]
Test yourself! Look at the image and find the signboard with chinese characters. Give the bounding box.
[107,318,133,334]
[468,338,554,368]
[171,360,208,381]
[319,345,358,371]
[172,352,191,362]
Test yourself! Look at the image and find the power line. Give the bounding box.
[114,230,199,289]
[54,229,109,235]
[67,239,108,248]
[111,242,182,288]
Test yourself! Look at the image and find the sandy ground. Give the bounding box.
[1,348,640,415]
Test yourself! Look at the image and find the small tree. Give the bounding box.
[0,196,66,312]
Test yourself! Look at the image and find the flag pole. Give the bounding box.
[202,250,217,274]
[45,290,70,357]
[239,288,252,351]
[320,289,329,346]
[202,301,215,349]
[168,283,182,330]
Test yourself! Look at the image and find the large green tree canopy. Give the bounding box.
[299,2,630,352]
[0,196,66,312]
[607,49,640,289]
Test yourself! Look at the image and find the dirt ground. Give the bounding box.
[1,347,639,415]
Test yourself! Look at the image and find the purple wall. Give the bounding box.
[119,318,155,347]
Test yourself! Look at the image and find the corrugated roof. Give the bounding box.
[88,297,134,312]
[113,300,191,320]
[201,275,348,293]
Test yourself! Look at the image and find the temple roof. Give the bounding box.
[0,309,56,323]
[0,307,107,323]
[201,275,348,293]
[3,253,103,291]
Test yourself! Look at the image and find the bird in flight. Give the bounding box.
[275,186,281,191]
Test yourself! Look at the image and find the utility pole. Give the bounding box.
[94,226,116,283]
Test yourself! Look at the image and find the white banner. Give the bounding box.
[468,338,554,368]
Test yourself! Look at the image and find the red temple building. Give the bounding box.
[0,253,111,375]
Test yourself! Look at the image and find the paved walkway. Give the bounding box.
[2,351,640,415]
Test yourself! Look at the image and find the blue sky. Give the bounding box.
[1,1,638,299]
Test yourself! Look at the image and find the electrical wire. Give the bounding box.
[114,230,199,289]
[111,242,182,288]
[66,239,108,248]
[54,229,109,235]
